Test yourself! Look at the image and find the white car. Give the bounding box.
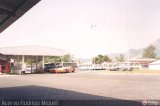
[24,65,36,74]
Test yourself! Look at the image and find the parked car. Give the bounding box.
[23,65,36,74]
[107,64,117,71]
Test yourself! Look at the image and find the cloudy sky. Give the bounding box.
[0,0,160,58]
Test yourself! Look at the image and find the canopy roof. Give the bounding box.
[0,0,40,33]
[0,45,69,56]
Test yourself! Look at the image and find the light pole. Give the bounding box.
[90,23,97,71]
[126,0,130,69]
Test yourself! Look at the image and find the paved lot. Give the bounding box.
[0,71,160,105]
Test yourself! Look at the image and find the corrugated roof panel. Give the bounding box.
[0,45,70,56]
[0,0,40,33]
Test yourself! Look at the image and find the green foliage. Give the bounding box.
[26,58,36,64]
[92,54,112,64]
[45,54,73,63]
[116,54,125,62]
[45,56,61,63]
[61,54,71,62]
[142,45,157,58]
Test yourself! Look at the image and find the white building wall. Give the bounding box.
[149,64,160,70]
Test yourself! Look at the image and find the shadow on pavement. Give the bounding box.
[0,85,142,106]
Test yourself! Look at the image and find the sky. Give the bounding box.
[0,0,160,58]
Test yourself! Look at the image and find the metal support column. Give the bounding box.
[42,56,44,70]
[22,55,25,74]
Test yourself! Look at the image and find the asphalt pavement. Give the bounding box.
[0,71,160,106]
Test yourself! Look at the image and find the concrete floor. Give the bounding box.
[0,71,160,106]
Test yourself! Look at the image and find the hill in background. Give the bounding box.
[79,38,160,63]
[108,38,160,61]
[129,38,160,58]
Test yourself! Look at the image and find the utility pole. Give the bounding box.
[126,0,130,70]
[90,23,98,71]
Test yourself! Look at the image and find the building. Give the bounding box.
[149,60,160,70]
[0,55,9,73]
[0,0,46,74]
[0,45,69,74]
[129,58,156,69]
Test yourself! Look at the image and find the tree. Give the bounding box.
[116,54,125,62]
[45,56,61,63]
[142,45,156,58]
[45,54,73,63]
[61,54,72,62]
[92,54,112,64]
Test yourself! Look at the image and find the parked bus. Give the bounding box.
[102,62,141,71]
[44,62,77,73]
[78,64,103,71]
